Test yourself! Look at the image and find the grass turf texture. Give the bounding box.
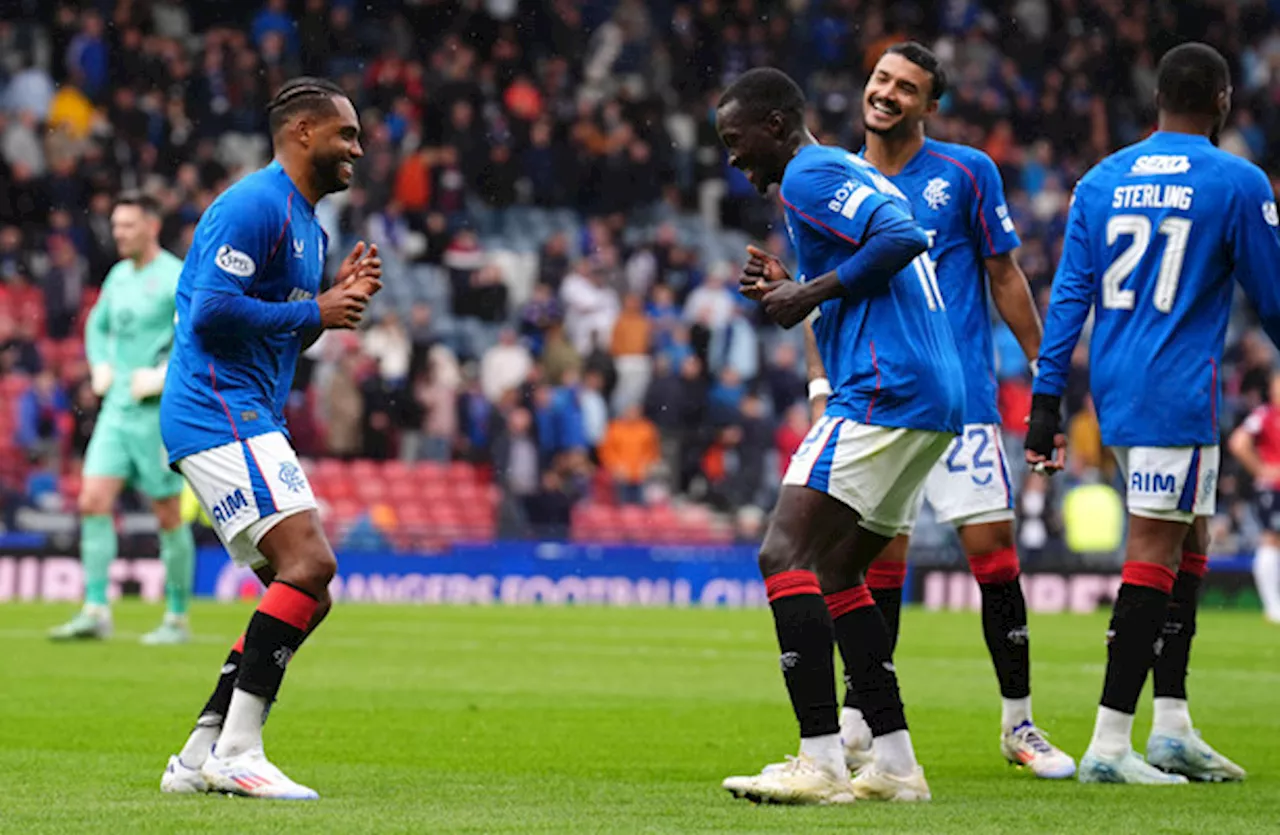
[1,602,1275,834]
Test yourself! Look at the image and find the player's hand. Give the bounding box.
[760,280,821,329]
[335,241,370,284]
[1024,394,1067,474]
[740,244,791,301]
[317,283,370,330]
[342,242,384,298]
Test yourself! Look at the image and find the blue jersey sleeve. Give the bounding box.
[188,194,321,337]
[1230,166,1280,348]
[967,152,1021,257]
[781,158,895,246]
[1034,187,1095,396]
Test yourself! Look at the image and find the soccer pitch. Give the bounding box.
[1,602,1275,834]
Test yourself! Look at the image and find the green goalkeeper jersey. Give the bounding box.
[86,249,184,414]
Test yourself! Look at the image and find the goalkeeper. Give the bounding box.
[50,193,197,645]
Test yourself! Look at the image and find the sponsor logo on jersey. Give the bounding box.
[279,461,307,494]
[1264,201,1279,227]
[286,287,314,303]
[996,203,1015,233]
[923,177,950,210]
[1130,471,1177,494]
[828,179,876,219]
[214,245,256,277]
[1129,154,1191,175]
[211,488,250,526]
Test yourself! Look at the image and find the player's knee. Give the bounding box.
[757,535,801,577]
[78,488,111,516]
[309,587,333,631]
[152,497,184,531]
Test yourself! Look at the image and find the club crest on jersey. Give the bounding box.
[279,461,306,494]
[215,245,256,277]
[1128,155,1190,175]
[922,177,950,210]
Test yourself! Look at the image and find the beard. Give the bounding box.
[863,112,911,139]
[312,148,351,195]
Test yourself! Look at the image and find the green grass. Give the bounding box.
[1,602,1277,834]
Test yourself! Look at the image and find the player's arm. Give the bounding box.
[971,152,1042,365]
[1229,167,1280,348]
[802,317,828,423]
[1026,187,1095,469]
[766,166,927,327]
[1228,411,1267,479]
[85,271,114,396]
[189,201,367,337]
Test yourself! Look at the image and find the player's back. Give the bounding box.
[1071,132,1274,446]
[780,144,963,433]
[162,162,327,462]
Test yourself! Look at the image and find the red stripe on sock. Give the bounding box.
[825,584,875,619]
[866,561,907,590]
[765,570,822,601]
[1180,551,1209,578]
[257,582,319,631]
[232,633,245,654]
[1121,561,1177,595]
[968,547,1020,585]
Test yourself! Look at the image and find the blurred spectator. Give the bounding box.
[0,316,41,375]
[598,402,660,505]
[560,258,619,355]
[362,311,412,391]
[493,406,541,533]
[480,326,533,403]
[16,369,69,462]
[321,352,364,459]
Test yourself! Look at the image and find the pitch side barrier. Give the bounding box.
[0,541,1264,613]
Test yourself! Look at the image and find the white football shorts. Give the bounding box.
[917,423,1017,528]
[782,415,954,537]
[1112,444,1219,523]
[177,431,318,569]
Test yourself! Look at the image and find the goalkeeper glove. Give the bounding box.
[130,364,167,401]
[90,363,113,397]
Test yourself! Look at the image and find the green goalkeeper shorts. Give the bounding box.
[83,407,185,500]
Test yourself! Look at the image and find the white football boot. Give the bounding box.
[200,747,319,800]
[1001,721,1077,779]
[1146,730,1246,782]
[160,755,209,794]
[850,765,932,802]
[1077,748,1189,785]
[48,605,113,641]
[723,754,856,805]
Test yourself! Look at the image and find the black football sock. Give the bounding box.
[1100,563,1176,715]
[1152,551,1207,701]
[970,549,1031,702]
[828,585,908,737]
[765,570,840,739]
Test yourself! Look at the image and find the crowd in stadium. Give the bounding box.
[2,0,1280,554]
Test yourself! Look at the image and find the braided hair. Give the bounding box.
[266,76,346,135]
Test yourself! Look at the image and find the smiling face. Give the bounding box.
[863,52,938,139]
[306,95,363,195]
[716,98,791,195]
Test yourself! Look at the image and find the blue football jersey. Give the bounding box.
[161,162,328,462]
[870,139,1021,425]
[779,144,964,433]
[1035,131,1280,447]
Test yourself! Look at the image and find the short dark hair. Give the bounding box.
[266,76,347,135]
[1157,42,1230,116]
[717,68,806,127]
[114,191,160,217]
[884,42,948,102]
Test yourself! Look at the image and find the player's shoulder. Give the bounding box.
[921,138,996,176]
[207,166,289,223]
[784,144,858,185]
